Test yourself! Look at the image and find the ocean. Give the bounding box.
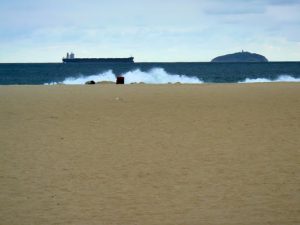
[0,62,300,85]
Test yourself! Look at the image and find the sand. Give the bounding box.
[0,83,300,225]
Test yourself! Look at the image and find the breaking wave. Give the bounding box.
[45,69,300,85]
[239,75,300,83]
[46,68,203,85]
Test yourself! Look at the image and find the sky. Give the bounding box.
[0,0,300,62]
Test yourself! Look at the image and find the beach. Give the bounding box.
[0,83,299,225]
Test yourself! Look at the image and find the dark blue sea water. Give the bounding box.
[0,62,300,85]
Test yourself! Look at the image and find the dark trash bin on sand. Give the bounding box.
[116,76,125,84]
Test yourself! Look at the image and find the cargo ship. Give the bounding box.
[62,52,134,63]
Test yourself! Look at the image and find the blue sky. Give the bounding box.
[0,0,300,62]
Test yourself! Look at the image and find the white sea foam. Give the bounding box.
[122,68,202,84]
[46,68,203,85]
[63,70,116,85]
[239,75,300,83]
[44,70,300,85]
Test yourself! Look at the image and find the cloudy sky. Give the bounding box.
[1,0,300,62]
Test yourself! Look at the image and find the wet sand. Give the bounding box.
[0,83,300,225]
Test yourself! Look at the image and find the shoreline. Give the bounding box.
[1,81,300,86]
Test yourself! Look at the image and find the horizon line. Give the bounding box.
[0,61,300,64]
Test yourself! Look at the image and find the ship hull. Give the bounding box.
[62,57,134,63]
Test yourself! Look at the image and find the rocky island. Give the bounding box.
[211,51,268,62]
